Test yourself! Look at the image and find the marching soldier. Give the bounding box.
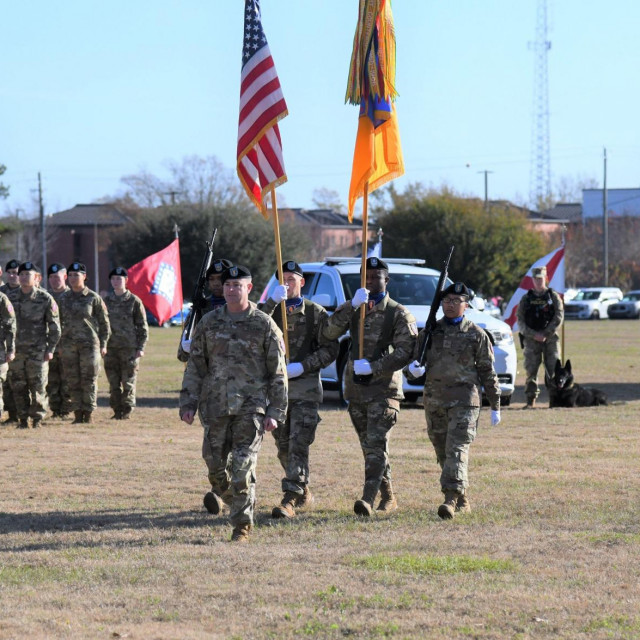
[58,262,111,424]
[103,267,148,419]
[262,260,339,519]
[9,262,61,429]
[1,259,20,424]
[0,288,16,422]
[322,257,418,517]
[180,265,287,542]
[517,266,564,409]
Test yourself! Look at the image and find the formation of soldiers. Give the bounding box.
[0,260,148,429]
[179,257,503,543]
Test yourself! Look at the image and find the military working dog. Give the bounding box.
[547,359,608,408]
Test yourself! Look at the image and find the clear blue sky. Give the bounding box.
[2,1,638,218]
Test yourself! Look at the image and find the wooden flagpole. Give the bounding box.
[358,182,370,359]
[270,187,290,362]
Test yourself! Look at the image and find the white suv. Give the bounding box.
[564,287,623,320]
[260,258,517,405]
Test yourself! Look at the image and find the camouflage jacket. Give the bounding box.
[322,294,418,402]
[59,287,111,350]
[0,283,20,296]
[180,302,287,422]
[418,316,501,410]
[261,298,339,403]
[517,287,564,340]
[0,290,17,362]
[12,287,61,355]
[104,290,149,352]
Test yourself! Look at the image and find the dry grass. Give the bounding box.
[1,320,639,639]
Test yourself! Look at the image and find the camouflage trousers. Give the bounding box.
[9,353,49,421]
[425,404,480,494]
[271,400,320,495]
[0,362,8,415]
[202,434,233,492]
[348,399,399,505]
[104,348,140,414]
[2,378,16,420]
[204,413,264,527]
[46,351,71,415]
[61,342,101,412]
[522,336,561,401]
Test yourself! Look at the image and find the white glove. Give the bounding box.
[286,362,304,379]
[353,359,372,376]
[270,284,288,304]
[490,409,501,426]
[181,338,191,354]
[351,288,369,309]
[408,360,426,378]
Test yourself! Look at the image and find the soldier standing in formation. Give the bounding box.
[1,259,20,424]
[47,263,71,418]
[407,282,501,519]
[0,287,16,421]
[180,265,287,542]
[103,267,148,420]
[517,266,564,409]
[262,260,339,519]
[322,257,418,517]
[9,262,61,429]
[58,262,111,424]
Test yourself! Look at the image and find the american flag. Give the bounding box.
[237,0,288,217]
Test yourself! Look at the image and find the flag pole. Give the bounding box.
[270,187,290,362]
[358,181,370,359]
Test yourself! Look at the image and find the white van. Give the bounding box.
[564,287,623,319]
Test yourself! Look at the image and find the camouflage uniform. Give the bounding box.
[322,294,417,507]
[179,303,287,527]
[47,286,71,416]
[9,288,61,423]
[59,287,111,414]
[262,297,339,496]
[0,283,20,422]
[418,316,501,495]
[517,287,564,403]
[0,291,17,416]
[104,289,148,417]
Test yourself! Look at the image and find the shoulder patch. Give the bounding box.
[51,301,58,314]
[6,302,14,315]
[408,321,418,336]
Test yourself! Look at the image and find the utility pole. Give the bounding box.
[38,172,46,272]
[477,170,493,208]
[602,147,608,286]
[164,190,182,205]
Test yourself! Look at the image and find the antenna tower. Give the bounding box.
[529,0,551,208]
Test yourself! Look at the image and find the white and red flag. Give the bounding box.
[127,239,183,326]
[236,0,288,217]
[503,245,565,331]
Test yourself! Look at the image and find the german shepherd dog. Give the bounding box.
[547,359,608,408]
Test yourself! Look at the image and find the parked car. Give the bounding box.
[607,291,640,319]
[170,303,192,326]
[563,287,623,320]
[259,258,517,405]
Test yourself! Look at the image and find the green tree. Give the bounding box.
[375,184,548,298]
[0,164,9,200]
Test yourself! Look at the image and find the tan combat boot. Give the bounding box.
[376,479,398,512]
[295,485,314,509]
[72,411,84,424]
[522,397,536,410]
[438,490,460,520]
[456,493,471,513]
[83,411,93,424]
[271,491,297,519]
[203,491,223,515]
[230,523,252,542]
[353,499,373,517]
[121,409,132,420]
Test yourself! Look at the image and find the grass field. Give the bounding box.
[1,320,639,639]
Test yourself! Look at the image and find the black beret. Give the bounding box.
[442,282,472,299]
[362,257,389,272]
[68,262,87,274]
[275,260,303,278]
[206,259,233,279]
[109,266,128,278]
[48,263,66,276]
[5,259,19,271]
[221,264,251,283]
[18,261,41,274]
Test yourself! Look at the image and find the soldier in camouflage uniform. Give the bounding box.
[0,288,17,420]
[46,263,72,418]
[407,282,501,519]
[261,260,339,519]
[104,267,148,419]
[322,257,418,517]
[58,262,111,424]
[517,266,564,409]
[1,259,20,424]
[180,265,287,543]
[9,262,61,429]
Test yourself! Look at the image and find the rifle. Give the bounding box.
[181,228,218,346]
[418,245,455,367]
